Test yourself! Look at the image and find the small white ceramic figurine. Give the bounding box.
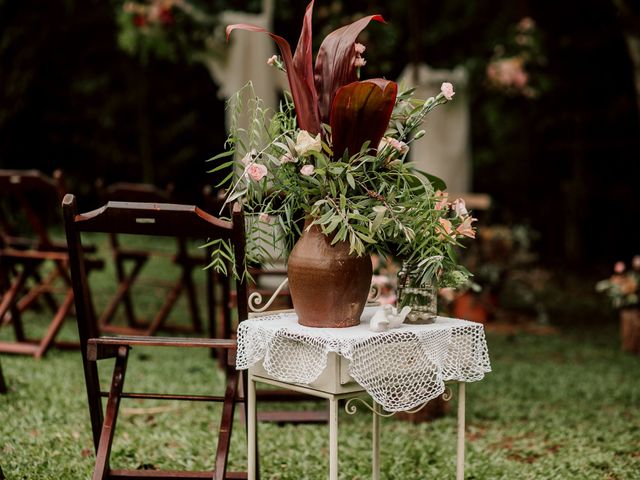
[369,305,412,332]
[369,308,390,332]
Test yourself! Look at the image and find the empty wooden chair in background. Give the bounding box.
[95,181,207,336]
[0,169,101,358]
[63,195,248,480]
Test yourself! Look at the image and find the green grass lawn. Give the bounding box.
[1,240,640,479]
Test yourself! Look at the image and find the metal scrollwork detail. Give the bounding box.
[344,398,396,417]
[442,386,454,402]
[368,283,381,303]
[248,277,289,313]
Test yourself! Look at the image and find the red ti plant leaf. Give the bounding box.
[314,14,385,126]
[330,79,398,161]
[226,2,321,134]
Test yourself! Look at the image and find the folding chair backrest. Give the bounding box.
[63,195,248,343]
[0,169,66,249]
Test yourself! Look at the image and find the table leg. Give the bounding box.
[329,397,339,480]
[372,400,381,480]
[248,373,257,480]
[456,382,466,480]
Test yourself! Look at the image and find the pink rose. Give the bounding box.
[440,82,455,100]
[300,164,315,176]
[246,163,267,182]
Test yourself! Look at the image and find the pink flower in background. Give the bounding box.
[487,57,529,90]
[267,55,278,66]
[633,256,640,271]
[246,163,267,182]
[517,17,536,32]
[614,261,625,274]
[456,216,477,239]
[300,164,315,176]
[440,82,455,100]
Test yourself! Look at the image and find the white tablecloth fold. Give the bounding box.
[237,307,491,412]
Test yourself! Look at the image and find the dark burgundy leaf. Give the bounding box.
[226,18,321,134]
[314,14,385,126]
[330,79,398,160]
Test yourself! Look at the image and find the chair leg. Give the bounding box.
[34,289,74,359]
[16,269,60,314]
[0,360,8,394]
[99,259,145,329]
[144,281,182,336]
[182,268,203,333]
[93,346,129,480]
[0,268,28,334]
[215,365,239,480]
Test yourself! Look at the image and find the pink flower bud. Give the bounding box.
[300,164,315,176]
[354,43,366,54]
[267,55,278,66]
[440,82,455,100]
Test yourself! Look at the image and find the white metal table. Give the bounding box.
[239,307,491,479]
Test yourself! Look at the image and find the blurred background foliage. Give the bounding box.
[1,0,639,269]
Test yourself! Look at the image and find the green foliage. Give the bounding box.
[2,268,639,479]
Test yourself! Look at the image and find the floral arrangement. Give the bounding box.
[486,17,546,98]
[116,0,224,62]
[208,1,477,289]
[596,257,640,309]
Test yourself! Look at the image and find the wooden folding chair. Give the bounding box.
[0,169,101,358]
[95,182,207,336]
[63,195,248,480]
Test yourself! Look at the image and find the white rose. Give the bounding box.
[295,130,322,156]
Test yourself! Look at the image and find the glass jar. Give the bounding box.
[396,262,437,324]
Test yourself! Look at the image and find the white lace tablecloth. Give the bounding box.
[237,306,491,412]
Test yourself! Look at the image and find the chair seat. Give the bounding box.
[89,335,236,348]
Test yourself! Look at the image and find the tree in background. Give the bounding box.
[0,0,638,265]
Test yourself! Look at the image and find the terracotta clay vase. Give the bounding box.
[287,221,372,328]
